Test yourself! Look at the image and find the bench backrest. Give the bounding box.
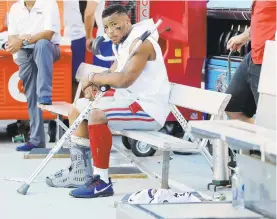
[169,83,231,116]
[255,40,276,130]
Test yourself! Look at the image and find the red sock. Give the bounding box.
[88,124,112,169]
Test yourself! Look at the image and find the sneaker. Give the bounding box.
[16,142,37,151]
[38,96,52,105]
[69,175,114,198]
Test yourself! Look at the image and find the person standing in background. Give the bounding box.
[7,0,61,151]
[63,0,86,88]
[225,0,276,123]
[84,0,113,68]
[225,0,276,158]
[47,0,87,143]
[64,0,111,82]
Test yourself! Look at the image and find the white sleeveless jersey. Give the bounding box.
[63,0,105,41]
[63,0,86,41]
[94,0,105,37]
[113,19,171,126]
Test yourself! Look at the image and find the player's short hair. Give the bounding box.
[102,4,128,18]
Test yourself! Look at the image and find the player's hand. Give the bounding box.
[86,38,94,52]
[6,37,23,54]
[19,34,32,41]
[227,34,248,51]
[84,85,99,100]
[81,76,98,100]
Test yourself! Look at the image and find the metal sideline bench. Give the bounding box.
[39,62,232,189]
[188,40,276,218]
[112,81,231,189]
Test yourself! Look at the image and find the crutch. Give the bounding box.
[17,19,163,195]
[91,35,117,62]
[227,50,233,83]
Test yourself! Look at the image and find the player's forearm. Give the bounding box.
[93,71,131,88]
[242,27,251,41]
[84,13,95,38]
[28,31,54,44]
[8,35,21,42]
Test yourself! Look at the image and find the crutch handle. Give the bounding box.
[140,19,162,42]
[140,30,152,42]
[100,85,111,92]
[91,36,116,61]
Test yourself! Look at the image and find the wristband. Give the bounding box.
[82,73,97,92]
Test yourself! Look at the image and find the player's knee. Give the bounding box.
[88,109,107,125]
[226,111,243,120]
[35,39,51,49]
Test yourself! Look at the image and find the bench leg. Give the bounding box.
[161,151,170,189]
[208,139,230,191]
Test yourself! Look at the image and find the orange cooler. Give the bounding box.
[0,46,72,120]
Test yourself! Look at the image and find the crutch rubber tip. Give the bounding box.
[17,183,30,195]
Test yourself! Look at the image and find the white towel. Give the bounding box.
[128,189,201,204]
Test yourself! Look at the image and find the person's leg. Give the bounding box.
[248,58,262,156]
[71,37,86,101]
[69,108,113,198]
[70,98,161,198]
[45,135,93,188]
[226,53,259,157]
[33,39,60,105]
[249,60,262,106]
[90,103,161,183]
[71,37,86,81]
[225,52,255,123]
[90,98,161,184]
[236,61,261,156]
[14,50,45,150]
[46,98,93,188]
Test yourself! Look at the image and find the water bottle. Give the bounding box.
[232,167,245,209]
